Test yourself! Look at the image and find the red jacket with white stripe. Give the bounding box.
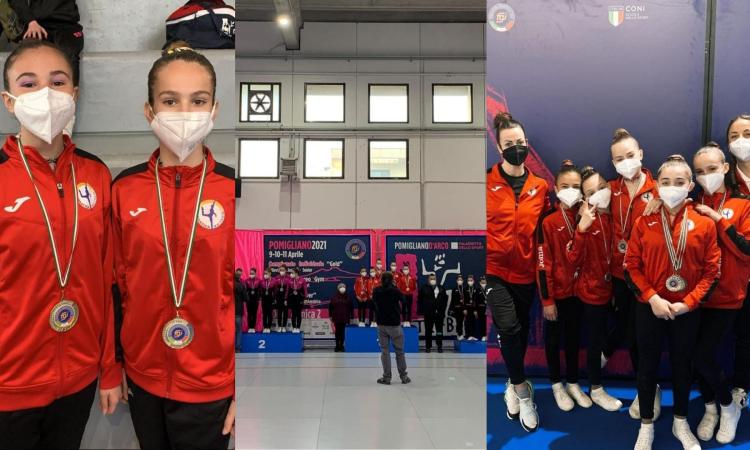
[698,191,750,309]
[112,148,235,403]
[0,135,119,411]
[624,204,720,311]
[568,212,614,306]
[536,205,580,306]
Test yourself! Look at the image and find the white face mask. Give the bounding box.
[556,187,582,209]
[376,263,382,269]
[369,272,376,277]
[480,283,487,289]
[338,287,346,293]
[250,274,256,279]
[279,271,286,276]
[457,280,463,286]
[390,266,397,272]
[429,280,436,286]
[264,274,270,280]
[290,273,296,279]
[697,172,725,195]
[588,187,612,209]
[468,281,474,287]
[403,269,409,275]
[360,272,367,277]
[659,186,689,209]
[150,106,215,163]
[614,158,642,180]
[5,88,76,144]
[730,137,750,162]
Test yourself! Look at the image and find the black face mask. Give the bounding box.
[235,273,242,280]
[502,144,529,166]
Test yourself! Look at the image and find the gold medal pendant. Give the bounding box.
[666,274,687,293]
[162,317,194,349]
[618,239,628,254]
[49,299,79,332]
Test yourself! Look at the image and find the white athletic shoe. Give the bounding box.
[403,321,411,327]
[457,335,465,341]
[551,382,574,411]
[732,388,748,409]
[370,322,377,327]
[566,383,592,408]
[292,328,299,334]
[358,322,365,327]
[591,386,623,411]
[697,403,718,441]
[482,336,487,342]
[263,328,270,333]
[672,417,701,450]
[468,336,478,341]
[518,395,539,432]
[716,400,742,444]
[503,379,520,420]
[634,423,655,450]
[630,395,641,420]
[601,352,609,369]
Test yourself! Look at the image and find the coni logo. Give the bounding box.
[608,5,648,27]
[487,3,516,33]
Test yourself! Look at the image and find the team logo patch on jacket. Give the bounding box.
[198,199,225,230]
[76,183,97,209]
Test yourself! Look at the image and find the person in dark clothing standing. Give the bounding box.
[451,275,467,340]
[234,269,247,352]
[476,276,488,341]
[464,275,479,341]
[259,268,275,333]
[418,273,448,353]
[372,272,410,385]
[10,1,83,80]
[329,283,353,351]
[244,267,261,333]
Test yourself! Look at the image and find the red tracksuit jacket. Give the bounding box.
[487,164,550,284]
[537,205,580,306]
[0,135,119,411]
[699,191,750,309]
[609,170,658,280]
[355,276,369,301]
[568,212,614,306]
[624,204,721,310]
[396,273,417,295]
[288,276,308,299]
[112,148,234,403]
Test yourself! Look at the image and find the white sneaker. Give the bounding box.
[601,352,609,369]
[457,335,465,341]
[468,336,478,341]
[630,395,641,420]
[591,386,623,411]
[370,322,377,327]
[566,383,592,408]
[716,400,742,444]
[503,379,520,420]
[247,329,255,334]
[263,328,270,333]
[672,417,701,450]
[358,322,365,327]
[634,423,655,450]
[518,395,539,432]
[551,382,574,411]
[732,388,748,408]
[697,403,718,441]
[292,328,300,334]
[482,336,487,342]
[403,321,411,327]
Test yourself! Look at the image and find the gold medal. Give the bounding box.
[666,274,687,293]
[162,317,194,349]
[49,299,79,332]
[660,208,689,295]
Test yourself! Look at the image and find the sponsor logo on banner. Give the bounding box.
[609,5,649,27]
[345,239,367,260]
[488,3,516,33]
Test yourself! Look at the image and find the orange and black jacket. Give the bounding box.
[0,135,119,411]
[537,205,580,306]
[487,164,550,284]
[698,191,750,309]
[567,212,614,306]
[624,204,721,311]
[112,148,235,403]
[608,170,658,280]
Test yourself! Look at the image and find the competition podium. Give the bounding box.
[454,339,486,354]
[240,332,303,353]
[345,325,419,353]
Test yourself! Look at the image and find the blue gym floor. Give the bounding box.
[488,377,750,450]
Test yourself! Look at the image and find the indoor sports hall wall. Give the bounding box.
[485,0,748,378]
[236,21,486,230]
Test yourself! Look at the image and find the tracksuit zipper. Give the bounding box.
[54,166,67,398]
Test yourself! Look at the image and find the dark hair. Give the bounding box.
[493,112,526,145]
[249,267,256,273]
[556,159,581,184]
[611,128,639,147]
[147,43,216,106]
[264,267,272,274]
[381,272,394,286]
[279,264,287,270]
[725,115,750,198]
[580,165,599,184]
[3,40,78,90]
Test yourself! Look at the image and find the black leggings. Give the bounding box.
[276,298,288,328]
[544,297,583,384]
[695,308,738,406]
[247,298,259,330]
[603,277,639,372]
[636,301,700,419]
[486,276,535,385]
[261,297,274,329]
[334,322,346,349]
[584,303,610,387]
[402,294,413,322]
[289,295,303,329]
[358,301,368,322]
[473,305,487,339]
[734,290,750,392]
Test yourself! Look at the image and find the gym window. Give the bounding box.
[368,140,409,179]
[368,84,409,123]
[304,83,345,123]
[304,139,345,179]
[432,84,473,124]
[239,139,280,178]
[240,82,281,122]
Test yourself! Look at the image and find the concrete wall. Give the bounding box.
[236,22,486,230]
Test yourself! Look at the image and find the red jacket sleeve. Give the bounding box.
[565,228,587,268]
[536,219,555,307]
[623,217,658,303]
[99,172,121,390]
[716,204,750,262]
[683,222,721,310]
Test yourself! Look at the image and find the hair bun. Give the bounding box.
[580,165,598,179]
[494,111,513,129]
[666,154,687,163]
[705,141,720,148]
[561,159,575,168]
[162,39,194,55]
[613,128,630,139]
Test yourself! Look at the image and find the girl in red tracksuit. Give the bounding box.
[355,267,370,326]
[287,267,308,333]
[368,267,378,325]
[537,161,587,412]
[726,114,750,410]
[625,155,721,450]
[568,167,621,412]
[0,40,120,449]
[486,112,549,432]
[691,143,750,443]
[112,44,235,450]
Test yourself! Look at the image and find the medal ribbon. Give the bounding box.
[597,214,612,268]
[560,208,575,238]
[155,156,208,312]
[660,208,688,274]
[17,136,79,294]
[617,179,637,240]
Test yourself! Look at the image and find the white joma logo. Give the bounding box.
[491,185,502,192]
[647,221,658,227]
[4,196,30,213]
[129,208,147,217]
